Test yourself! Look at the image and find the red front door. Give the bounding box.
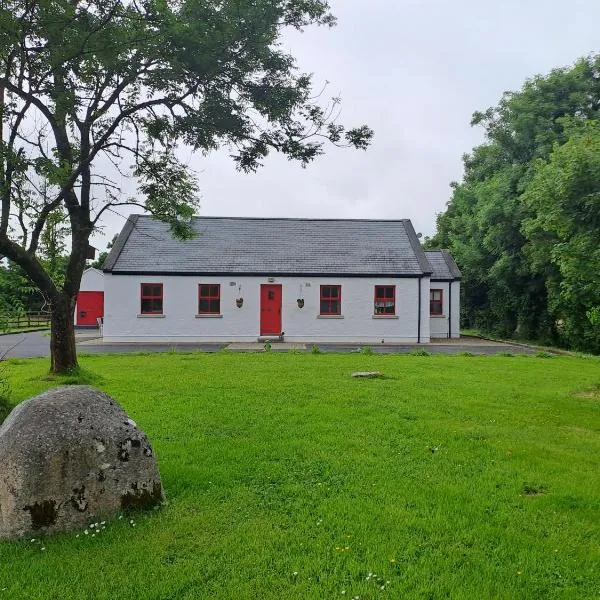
[260,284,282,336]
[76,291,104,326]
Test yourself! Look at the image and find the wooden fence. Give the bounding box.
[0,311,51,330]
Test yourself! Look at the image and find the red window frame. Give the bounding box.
[374,285,396,315]
[320,285,341,315]
[140,283,163,314]
[430,288,443,316]
[198,284,221,314]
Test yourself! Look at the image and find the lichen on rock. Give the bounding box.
[0,386,164,539]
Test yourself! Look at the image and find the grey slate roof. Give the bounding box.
[424,250,462,280]
[104,215,434,276]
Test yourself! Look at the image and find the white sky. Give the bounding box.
[92,0,600,249]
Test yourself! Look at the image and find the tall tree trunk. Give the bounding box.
[50,292,78,373]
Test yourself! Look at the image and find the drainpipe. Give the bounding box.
[448,281,452,339]
[417,277,421,343]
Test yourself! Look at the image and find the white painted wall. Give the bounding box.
[103,274,432,343]
[79,268,104,292]
[451,281,461,338]
[429,280,461,339]
[420,276,431,343]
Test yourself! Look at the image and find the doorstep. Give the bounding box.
[227,342,306,352]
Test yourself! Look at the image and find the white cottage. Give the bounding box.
[101,216,461,343]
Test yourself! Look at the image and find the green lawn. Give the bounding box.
[1,352,599,600]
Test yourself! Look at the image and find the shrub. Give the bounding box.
[410,349,431,357]
[310,344,321,354]
[360,346,374,355]
[535,351,554,359]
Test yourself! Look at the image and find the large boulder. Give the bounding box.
[0,386,163,539]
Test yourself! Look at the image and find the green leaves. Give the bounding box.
[434,55,600,351]
[521,122,600,351]
[134,149,200,239]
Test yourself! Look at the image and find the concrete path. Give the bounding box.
[0,330,536,359]
[227,342,307,352]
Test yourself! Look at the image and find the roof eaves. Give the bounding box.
[107,270,426,278]
[102,214,139,272]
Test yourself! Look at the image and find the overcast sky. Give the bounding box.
[94,0,600,249]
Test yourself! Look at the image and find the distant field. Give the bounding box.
[1,352,599,599]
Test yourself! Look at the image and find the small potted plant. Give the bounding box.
[236,297,244,308]
[297,298,304,308]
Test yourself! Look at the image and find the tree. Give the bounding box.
[0,0,373,372]
[90,234,118,270]
[433,55,600,346]
[522,121,600,352]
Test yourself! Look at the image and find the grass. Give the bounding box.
[1,352,600,599]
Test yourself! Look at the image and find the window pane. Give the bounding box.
[142,284,162,298]
[376,286,394,300]
[430,299,442,315]
[320,288,340,314]
[210,286,219,297]
[199,298,220,314]
[141,298,162,313]
[375,299,395,314]
[199,285,209,298]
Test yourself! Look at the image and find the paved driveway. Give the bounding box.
[0,330,535,359]
[0,331,227,358]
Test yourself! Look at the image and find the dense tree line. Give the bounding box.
[428,56,600,353]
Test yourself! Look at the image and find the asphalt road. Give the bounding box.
[0,331,226,359]
[0,330,535,359]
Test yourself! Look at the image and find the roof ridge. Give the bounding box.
[132,214,413,224]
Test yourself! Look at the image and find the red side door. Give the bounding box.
[76,291,104,326]
[260,284,282,336]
